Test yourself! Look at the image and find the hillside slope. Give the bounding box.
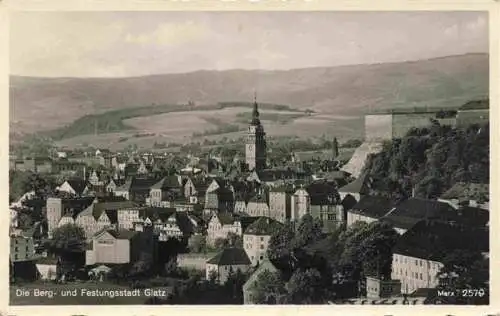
[10,53,488,136]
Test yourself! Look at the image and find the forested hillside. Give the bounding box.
[365,119,489,200]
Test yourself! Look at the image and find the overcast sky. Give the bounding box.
[10,11,488,78]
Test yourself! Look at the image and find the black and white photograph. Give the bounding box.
[8,10,491,306]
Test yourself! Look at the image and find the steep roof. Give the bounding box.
[393,220,489,261]
[151,176,180,190]
[350,196,394,219]
[116,177,158,192]
[248,193,268,205]
[106,229,139,240]
[243,259,279,291]
[305,182,337,205]
[104,210,118,224]
[138,207,177,222]
[65,179,88,195]
[381,198,459,230]
[216,212,236,225]
[244,216,283,236]
[80,201,138,220]
[207,247,251,266]
[338,171,371,194]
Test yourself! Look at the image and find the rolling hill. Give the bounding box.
[10,53,488,145]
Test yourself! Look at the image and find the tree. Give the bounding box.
[267,222,296,273]
[50,224,86,253]
[358,222,399,280]
[332,137,339,159]
[285,268,326,304]
[188,234,207,253]
[248,270,287,304]
[227,232,243,248]
[437,250,489,304]
[337,221,398,290]
[294,214,323,249]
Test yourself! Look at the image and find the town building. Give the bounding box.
[46,196,95,238]
[184,177,210,204]
[268,185,293,223]
[391,220,488,294]
[243,259,279,304]
[346,195,394,227]
[381,198,459,235]
[85,228,141,266]
[56,179,89,196]
[149,176,183,207]
[243,217,283,266]
[246,193,270,217]
[206,247,252,284]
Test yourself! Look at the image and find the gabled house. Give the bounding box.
[56,179,89,196]
[205,187,234,213]
[381,198,460,235]
[391,220,488,294]
[149,176,183,207]
[243,217,283,266]
[306,182,343,232]
[347,196,394,227]
[268,185,294,223]
[243,259,279,304]
[246,193,270,217]
[184,177,210,204]
[206,177,229,194]
[133,208,195,242]
[76,201,136,238]
[106,178,126,194]
[338,171,371,202]
[85,228,141,266]
[115,177,158,203]
[46,196,95,238]
[206,213,257,247]
[206,247,252,284]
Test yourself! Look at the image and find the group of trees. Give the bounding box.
[161,267,248,304]
[188,233,243,254]
[9,170,57,202]
[366,122,489,199]
[249,215,399,304]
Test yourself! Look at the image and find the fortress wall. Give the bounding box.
[456,109,489,128]
[391,113,456,139]
[365,115,393,141]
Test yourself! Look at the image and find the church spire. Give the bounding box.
[251,90,260,125]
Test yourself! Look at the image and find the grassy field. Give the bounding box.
[10,281,170,305]
[55,112,363,151]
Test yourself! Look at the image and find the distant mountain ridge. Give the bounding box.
[10,53,488,136]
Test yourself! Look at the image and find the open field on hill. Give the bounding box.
[55,110,363,151]
[10,53,488,139]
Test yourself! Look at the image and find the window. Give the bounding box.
[415,260,418,266]
[260,244,264,250]
[259,256,263,260]
[420,273,423,280]
[260,237,264,242]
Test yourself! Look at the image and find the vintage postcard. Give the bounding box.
[1,1,499,316]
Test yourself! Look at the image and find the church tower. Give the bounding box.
[245,94,266,171]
